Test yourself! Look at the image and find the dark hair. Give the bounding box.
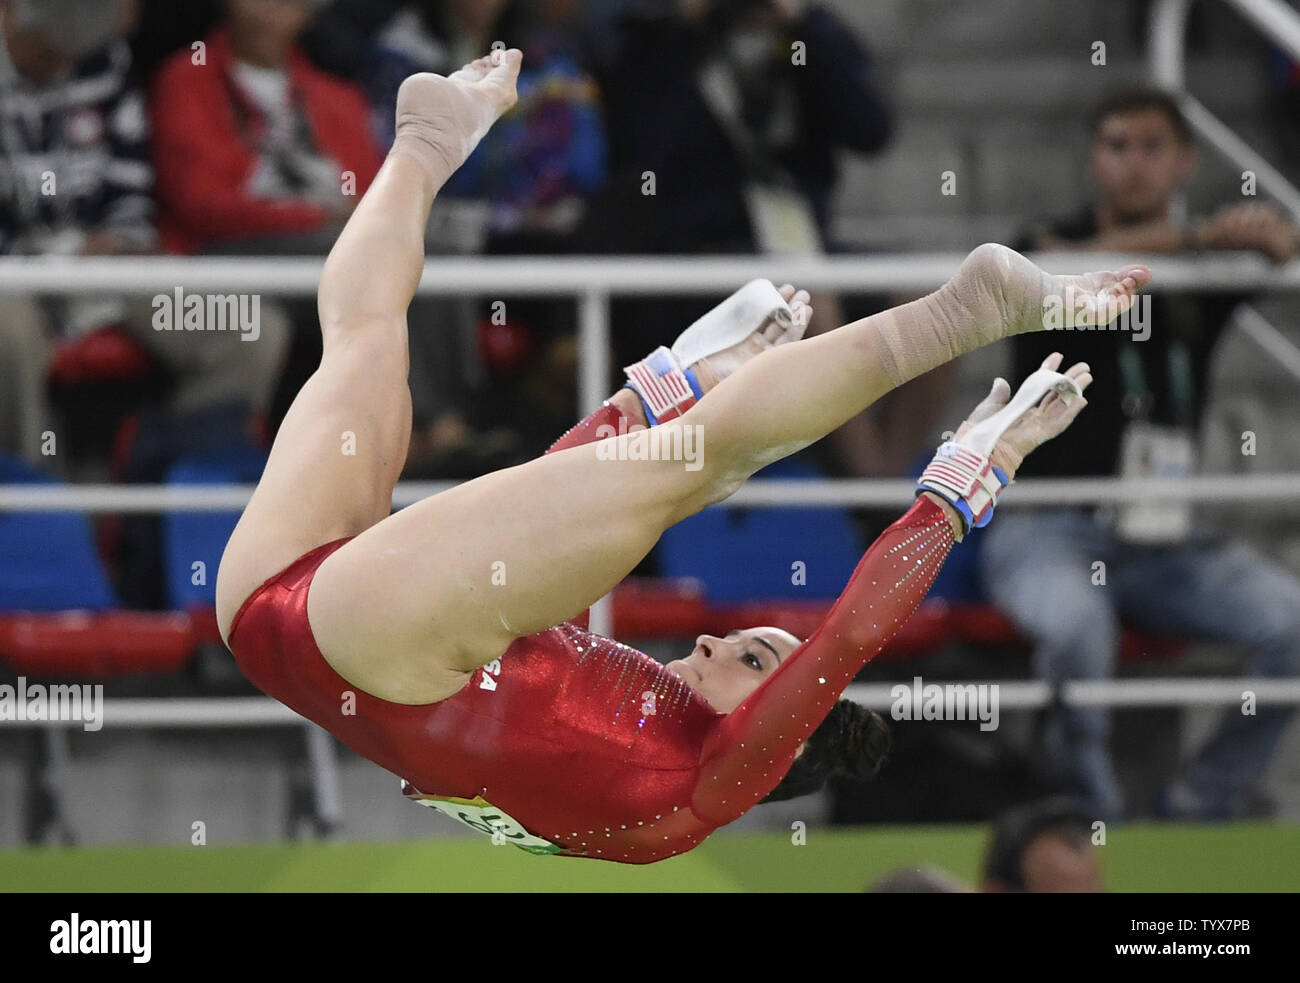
[1089,86,1192,144]
[983,796,1094,891]
[760,699,891,803]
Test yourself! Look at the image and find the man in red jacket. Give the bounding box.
[149,0,382,255]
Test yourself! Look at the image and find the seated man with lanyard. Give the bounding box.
[982,86,1300,821]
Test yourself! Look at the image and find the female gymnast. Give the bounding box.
[215,49,1150,862]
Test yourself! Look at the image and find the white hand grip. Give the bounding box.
[960,368,1081,458]
[670,278,793,368]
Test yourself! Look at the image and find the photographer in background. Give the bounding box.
[581,0,893,369]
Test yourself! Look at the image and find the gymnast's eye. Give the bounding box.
[742,652,764,670]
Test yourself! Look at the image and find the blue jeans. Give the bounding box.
[980,507,1300,817]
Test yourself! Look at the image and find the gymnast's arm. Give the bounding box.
[691,358,1092,826]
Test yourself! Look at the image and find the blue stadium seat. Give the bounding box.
[926,523,990,603]
[655,456,863,601]
[0,453,117,611]
[162,445,268,609]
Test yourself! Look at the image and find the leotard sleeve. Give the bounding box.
[691,494,956,826]
[545,402,630,456]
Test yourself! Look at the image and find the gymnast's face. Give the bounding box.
[666,627,801,714]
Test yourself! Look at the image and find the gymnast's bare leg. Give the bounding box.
[217,49,1150,706]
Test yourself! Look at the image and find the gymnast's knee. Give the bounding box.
[654,447,742,524]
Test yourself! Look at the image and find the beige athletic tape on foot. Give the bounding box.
[869,244,1052,389]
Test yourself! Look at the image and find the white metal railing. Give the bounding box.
[2,473,1300,512]
[1,251,1296,295]
[2,252,1298,417]
[1151,0,1300,220]
[1235,303,1300,380]
[1223,0,1300,58]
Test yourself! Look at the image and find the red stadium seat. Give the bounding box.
[605,579,1184,666]
[0,610,197,677]
[47,326,154,387]
[0,583,1183,682]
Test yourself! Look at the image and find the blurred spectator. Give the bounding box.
[128,0,394,605]
[146,0,379,455]
[574,0,893,579]
[982,797,1103,893]
[439,5,606,244]
[129,0,222,81]
[302,1,607,239]
[305,1,529,152]
[866,866,972,893]
[578,0,892,424]
[149,0,381,255]
[0,0,155,469]
[984,87,1300,821]
[306,0,610,474]
[587,0,891,256]
[0,0,300,606]
[431,0,606,469]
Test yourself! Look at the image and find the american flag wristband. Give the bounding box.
[915,441,1011,535]
[623,346,705,424]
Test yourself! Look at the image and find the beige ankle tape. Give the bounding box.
[869,292,973,389]
[387,134,455,189]
[389,106,496,189]
[870,273,1034,389]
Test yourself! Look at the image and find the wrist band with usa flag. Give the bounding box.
[915,442,1011,536]
[623,346,705,425]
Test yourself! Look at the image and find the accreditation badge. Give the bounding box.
[743,183,823,255]
[1115,421,1196,544]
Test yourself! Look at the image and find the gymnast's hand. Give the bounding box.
[392,48,523,180]
[689,285,814,393]
[953,352,1093,481]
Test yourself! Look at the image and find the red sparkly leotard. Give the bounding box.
[227,402,957,863]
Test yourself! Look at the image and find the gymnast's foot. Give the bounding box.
[938,242,1152,342]
[391,48,522,181]
[689,286,814,394]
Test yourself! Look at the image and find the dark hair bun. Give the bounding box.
[758,700,891,804]
[835,703,891,780]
